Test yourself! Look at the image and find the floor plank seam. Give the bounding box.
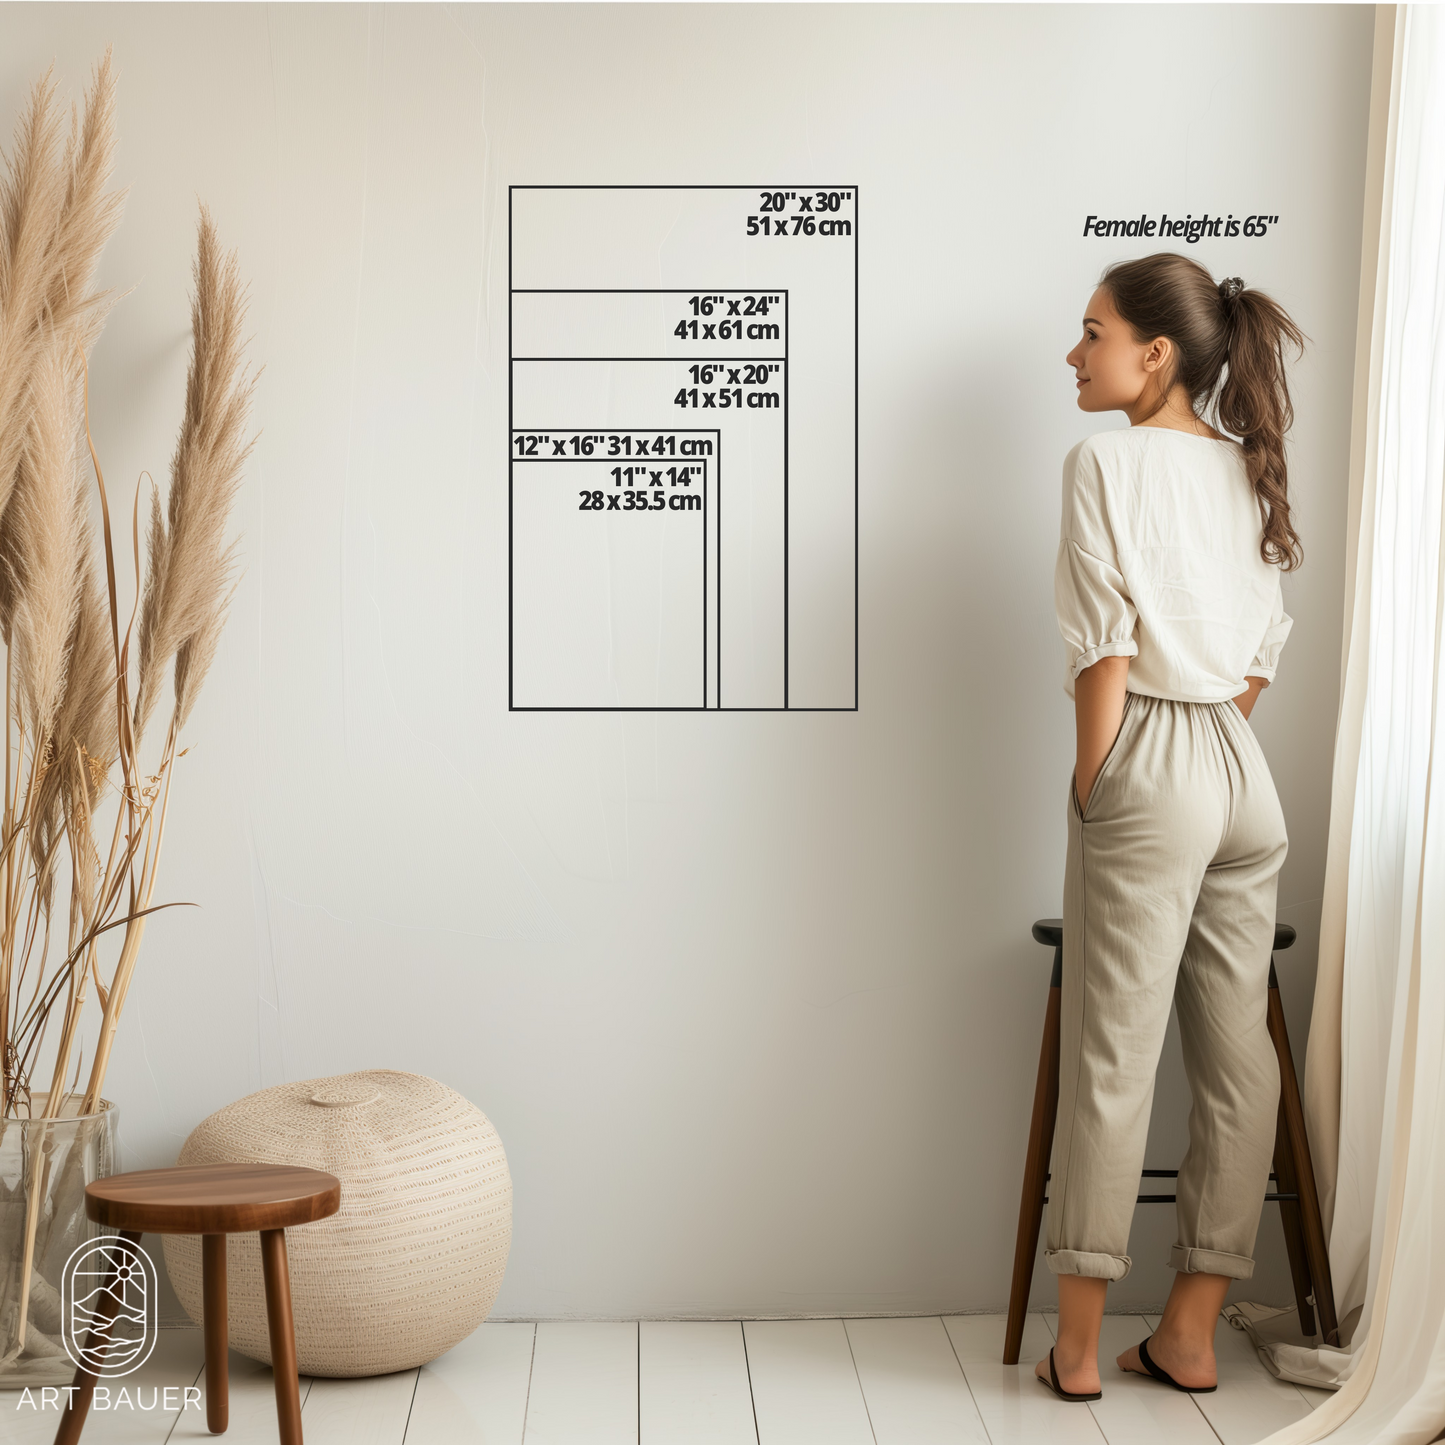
[940,1313,996,1445]
[518,1322,539,1444]
[840,1318,881,1445]
[739,1320,763,1445]
[1195,1396,1228,1445]
[399,1365,422,1444]
[159,1355,206,1444]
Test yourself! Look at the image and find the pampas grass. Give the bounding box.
[0,53,257,1367]
[0,49,124,1124]
[7,338,87,744]
[0,51,125,531]
[136,205,257,739]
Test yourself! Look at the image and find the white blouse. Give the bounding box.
[1054,427,1293,703]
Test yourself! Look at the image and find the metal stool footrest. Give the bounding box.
[1040,1168,1298,1204]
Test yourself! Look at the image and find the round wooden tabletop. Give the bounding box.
[85,1162,341,1235]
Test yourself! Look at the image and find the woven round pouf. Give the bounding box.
[163,1070,511,1377]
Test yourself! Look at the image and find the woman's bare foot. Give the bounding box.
[1118,1269,1231,1388]
[1116,1330,1216,1388]
[1036,1344,1102,1396]
[1034,1275,1108,1395]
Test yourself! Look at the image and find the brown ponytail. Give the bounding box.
[1100,253,1307,571]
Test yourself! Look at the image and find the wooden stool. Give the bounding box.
[1002,918,1338,1365]
[55,1161,341,1445]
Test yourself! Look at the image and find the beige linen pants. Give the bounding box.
[1044,691,1289,1282]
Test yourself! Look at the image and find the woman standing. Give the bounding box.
[1037,253,1306,1401]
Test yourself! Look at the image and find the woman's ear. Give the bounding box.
[1142,336,1172,374]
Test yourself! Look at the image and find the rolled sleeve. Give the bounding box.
[1055,538,1139,681]
[1245,577,1293,682]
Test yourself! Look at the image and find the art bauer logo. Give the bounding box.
[60,1236,158,1377]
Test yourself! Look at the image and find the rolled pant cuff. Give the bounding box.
[1044,1248,1131,1281]
[1169,1245,1255,1280]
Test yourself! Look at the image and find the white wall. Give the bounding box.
[0,2,1373,1317]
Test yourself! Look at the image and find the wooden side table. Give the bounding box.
[54,1161,341,1445]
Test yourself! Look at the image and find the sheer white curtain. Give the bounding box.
[1255,7,1445,1441]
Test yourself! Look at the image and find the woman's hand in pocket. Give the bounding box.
[1233,675,1268,721]
[1075,656,1130,812]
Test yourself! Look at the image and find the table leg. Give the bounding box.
[259,1228,303,1445]
[202,1234,229,1433]
[53,1229,143,1445]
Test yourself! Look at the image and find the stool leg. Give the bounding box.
[1267,976,1340,1346]
[1003,977,1062,1365]
[259,1229,303,1445]
[203,1234,229,1433]
[53,1229,143,1445]
[1271,1100,1317,1337]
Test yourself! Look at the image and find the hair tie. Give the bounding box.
[1219,276,1245,302]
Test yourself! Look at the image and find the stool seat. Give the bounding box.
[1029,918,1296,953]
[85,1162,340,1235]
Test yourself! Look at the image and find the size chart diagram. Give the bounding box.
[509,185,858,710]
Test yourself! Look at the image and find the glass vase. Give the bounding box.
[0,1094,118,1388]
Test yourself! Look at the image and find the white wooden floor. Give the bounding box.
[7,1312,1329,1444]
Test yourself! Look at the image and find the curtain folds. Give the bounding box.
[1256,7,1445,1441]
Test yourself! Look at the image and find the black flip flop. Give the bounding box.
[1133,1334,1218,1393]
[1037,1346,1102,1402]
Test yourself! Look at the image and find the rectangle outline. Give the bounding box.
[508,184,858,713]
[510,442,715,707]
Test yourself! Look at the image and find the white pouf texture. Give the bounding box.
[163,1070,511,1377]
